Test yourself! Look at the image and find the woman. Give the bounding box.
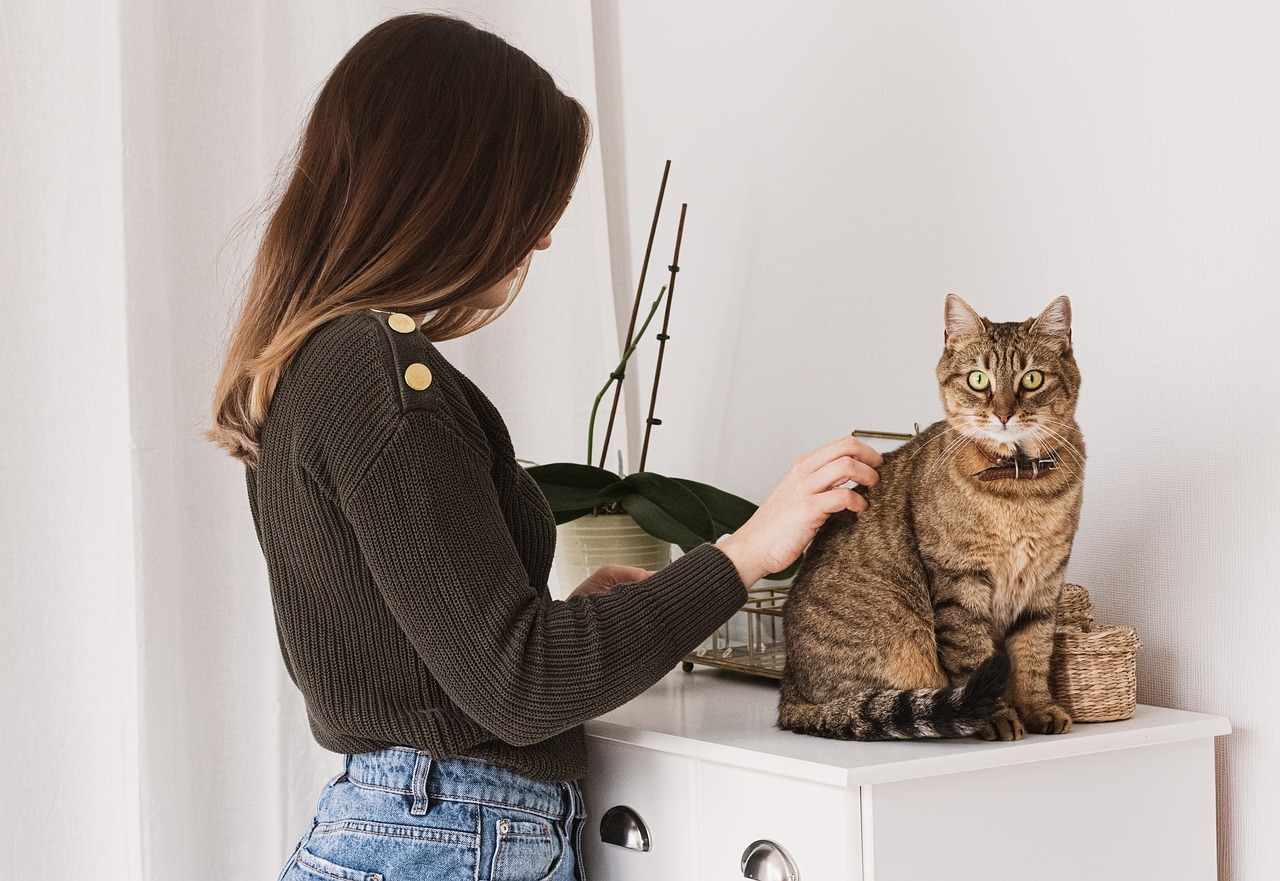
[207,13,881,881]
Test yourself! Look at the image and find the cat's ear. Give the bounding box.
[1030,296,1072,351]
[944,294,986,350]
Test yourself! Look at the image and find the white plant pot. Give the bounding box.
[553,511,672,600]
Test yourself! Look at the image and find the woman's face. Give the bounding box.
[466,233,554,310]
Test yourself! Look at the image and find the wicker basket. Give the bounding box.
[1056,583,1094,630]
[1049,625,1142,722]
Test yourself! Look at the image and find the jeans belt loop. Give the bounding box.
[410,751,432,815]
[561,780,580,820]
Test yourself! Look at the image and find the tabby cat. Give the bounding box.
[778,295,1085,742]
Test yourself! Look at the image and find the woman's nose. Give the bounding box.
[534,233,553,250]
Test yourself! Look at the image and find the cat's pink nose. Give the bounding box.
[995,413,1012,425]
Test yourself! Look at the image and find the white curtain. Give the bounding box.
[1,1,618,878]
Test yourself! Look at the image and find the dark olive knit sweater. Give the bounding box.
[244,309,748,782]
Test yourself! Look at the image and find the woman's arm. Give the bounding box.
[337,406,747,747]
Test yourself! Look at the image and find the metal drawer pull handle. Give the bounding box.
[599,805,651,851]
[741,839,799,881]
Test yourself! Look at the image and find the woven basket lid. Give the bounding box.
[1054,624,1142,654]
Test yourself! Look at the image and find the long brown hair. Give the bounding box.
[207,13,591,467]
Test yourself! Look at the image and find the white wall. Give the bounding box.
[593,2,1278,878]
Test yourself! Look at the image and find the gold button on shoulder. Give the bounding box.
[387,312,417,334]
[404,362,432,390]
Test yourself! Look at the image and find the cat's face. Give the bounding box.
[934,295,1081,458]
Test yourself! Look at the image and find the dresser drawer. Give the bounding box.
[863,738,1216,881]
[584,670,1227,881]
[582,736,697,879]
[697,760,857,880]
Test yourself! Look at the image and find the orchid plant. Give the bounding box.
[518,162,799,581]
[518,282,798,581]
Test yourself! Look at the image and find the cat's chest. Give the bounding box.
[923,491,1077,588]
[932,500,1073,627]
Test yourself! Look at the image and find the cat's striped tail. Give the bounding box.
[776,651,1011,741]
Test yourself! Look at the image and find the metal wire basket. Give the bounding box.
[681,583,791,679]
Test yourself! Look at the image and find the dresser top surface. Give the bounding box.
[583,667,1231,787]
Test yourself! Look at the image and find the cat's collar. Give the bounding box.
[973,442,1060,482]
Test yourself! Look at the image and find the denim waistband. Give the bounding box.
[343,747,585,822]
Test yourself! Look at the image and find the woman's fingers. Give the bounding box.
[809,455,879,492]
[717,434,883,586]
[797,434,884,474]
[815,485,868,514]
[569,564,651,599]
[599,564,653,585]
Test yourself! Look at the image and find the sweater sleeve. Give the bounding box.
[336,406,748,747]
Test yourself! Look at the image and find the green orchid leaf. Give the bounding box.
[526,462,620,487]
[526,463,621,513]
[623,472,716,547]
[616,492,708,551]
[668,477,758,535]
[596,479,635,504]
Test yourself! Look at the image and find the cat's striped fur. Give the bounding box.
[778,296,1085,742]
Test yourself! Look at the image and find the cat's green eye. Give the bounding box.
[967,371,990,391]
[1020,370,1044,391]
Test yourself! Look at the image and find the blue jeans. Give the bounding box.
[277,748,588,881]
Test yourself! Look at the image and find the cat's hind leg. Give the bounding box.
[884,624,950,691]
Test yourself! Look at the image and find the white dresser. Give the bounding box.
[581,667,1230,881]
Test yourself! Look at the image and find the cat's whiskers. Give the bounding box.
[915,426,967,473]
[924,437,968,478]
[911,426,966,476]
[1036,431,1085,472]
[1032,415,1082,433]
[909,424,960,459]
[1026,419,1086,470]
[1033,415,1086,449]
[1024,424,1083,479]
[927,426,981,478]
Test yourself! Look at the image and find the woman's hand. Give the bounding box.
[717,434,883,587]
[567,564,656,600]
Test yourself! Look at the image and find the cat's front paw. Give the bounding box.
[1019,702,1073,735]
[975,705,1024,741]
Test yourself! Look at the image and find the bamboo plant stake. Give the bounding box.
[598,159,671,470]
[586,285,667,467]
[639,202,688,472]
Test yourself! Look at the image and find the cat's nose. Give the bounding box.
[995,413,1013,425]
